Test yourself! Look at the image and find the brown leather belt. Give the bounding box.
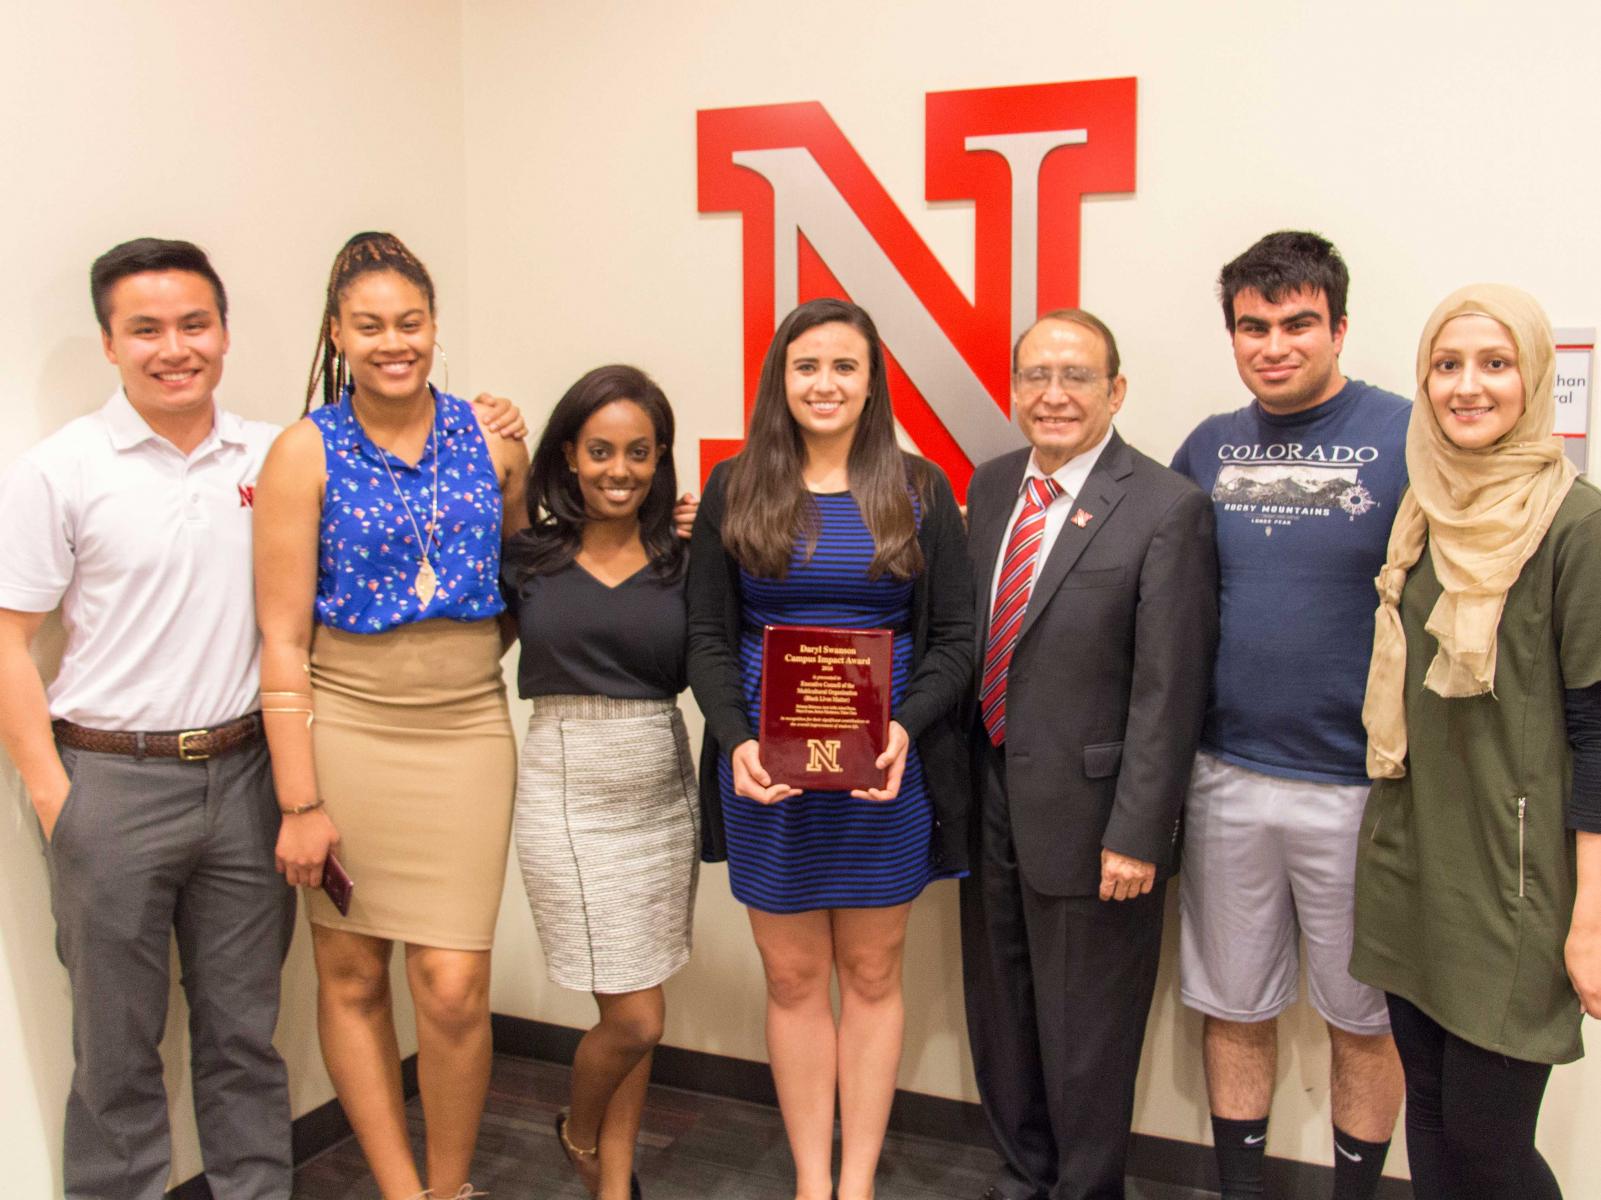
[52,713,263,762]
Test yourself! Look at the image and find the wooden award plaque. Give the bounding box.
[759,624,892,793]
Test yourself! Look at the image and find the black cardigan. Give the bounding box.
[685,456,976,873]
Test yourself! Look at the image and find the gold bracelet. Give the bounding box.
[261,692,314,729]
[280,798,326,816]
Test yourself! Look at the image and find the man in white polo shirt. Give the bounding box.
[0,238,294,1199]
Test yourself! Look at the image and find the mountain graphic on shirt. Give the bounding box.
[1213,463,1359,508]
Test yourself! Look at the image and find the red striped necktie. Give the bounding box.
[980,476,1064,746]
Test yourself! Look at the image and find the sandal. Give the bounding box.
[556,1110,601,1195]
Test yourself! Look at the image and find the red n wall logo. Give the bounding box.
[697,77,1136,500]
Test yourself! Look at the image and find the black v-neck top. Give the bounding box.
[506,561,686,700]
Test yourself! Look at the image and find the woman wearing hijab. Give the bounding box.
[1352,284,1601,1198]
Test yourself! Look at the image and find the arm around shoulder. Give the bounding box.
[684,465,755,753]
[475,409,531,541]
[896,464,974,739]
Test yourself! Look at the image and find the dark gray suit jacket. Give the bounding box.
[968,430,1218,896]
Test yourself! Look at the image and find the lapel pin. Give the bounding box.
[1070,508,1093,528]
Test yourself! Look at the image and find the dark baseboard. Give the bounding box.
[491,1013,1414,1200]
[165,1055,419,1200]
[171,1017,1413,1199]
[492,1011,783,1108]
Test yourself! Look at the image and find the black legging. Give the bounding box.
[1386,994,1562,1199]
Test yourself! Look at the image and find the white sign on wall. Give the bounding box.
[1555,327,1594,475]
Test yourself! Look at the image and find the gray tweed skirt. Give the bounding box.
[514,695,700,992]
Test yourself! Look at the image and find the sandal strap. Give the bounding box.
[558,1110,599,1159]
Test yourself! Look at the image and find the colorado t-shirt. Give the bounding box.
[1171,379,1411,784]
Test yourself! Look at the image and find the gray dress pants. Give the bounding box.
[48,738,296,1200]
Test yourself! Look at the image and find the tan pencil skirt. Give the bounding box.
[305,619,515,951]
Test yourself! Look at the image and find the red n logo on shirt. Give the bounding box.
[238,484,256,508]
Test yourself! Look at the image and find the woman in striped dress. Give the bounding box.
[687,298,974,1200]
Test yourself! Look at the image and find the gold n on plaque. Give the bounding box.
[805,738,844,774]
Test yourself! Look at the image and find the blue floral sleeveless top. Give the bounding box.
[310,388,505,632]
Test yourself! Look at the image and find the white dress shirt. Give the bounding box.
[987,426,1114,615]
[0,390,282,730]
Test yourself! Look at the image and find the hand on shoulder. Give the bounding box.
[468,401,530,484]
[469,392,528,441]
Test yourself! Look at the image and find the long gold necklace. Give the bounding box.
[376,407,441,606]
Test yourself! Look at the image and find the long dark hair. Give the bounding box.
[303,231,437,414]
[723,297,926,580]
[504,364,685,585]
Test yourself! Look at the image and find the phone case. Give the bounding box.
[321,850,355,917]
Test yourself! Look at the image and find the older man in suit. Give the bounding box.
[960,309,1218,1200]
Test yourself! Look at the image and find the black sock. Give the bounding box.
[1330,1125,1390,1200]
[1210,1114,1268,1199]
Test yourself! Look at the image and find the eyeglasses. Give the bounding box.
[1014,365,1108,395]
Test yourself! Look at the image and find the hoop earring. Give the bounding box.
[429,342,450,394]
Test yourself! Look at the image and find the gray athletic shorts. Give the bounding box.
[1179,751,1390,1035]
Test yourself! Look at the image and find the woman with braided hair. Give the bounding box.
[254,231,528,1199]
[1352,284,1601,1198]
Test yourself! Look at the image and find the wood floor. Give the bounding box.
[291,1054,1217,1199]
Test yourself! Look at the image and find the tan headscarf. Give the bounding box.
[1363,283,1578,779]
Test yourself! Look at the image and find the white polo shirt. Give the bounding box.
[0,389,282,731]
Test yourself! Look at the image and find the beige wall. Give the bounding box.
[460,0,1601,1189]
[0,2,471,1192]
[3,0,1600,1195]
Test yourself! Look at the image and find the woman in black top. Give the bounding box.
[502,366,696,1200]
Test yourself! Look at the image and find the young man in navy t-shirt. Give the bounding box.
[1170,232,1408,1200]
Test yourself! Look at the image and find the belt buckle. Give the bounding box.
[177,729,211,761]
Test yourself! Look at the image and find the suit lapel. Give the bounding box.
[971,449,1029,645]
[1016,432,1132,645]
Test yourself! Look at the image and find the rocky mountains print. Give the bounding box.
[1212,463,1359,508]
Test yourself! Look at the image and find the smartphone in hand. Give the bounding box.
[321,851,355,917]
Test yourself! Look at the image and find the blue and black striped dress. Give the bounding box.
[717,492,938,913]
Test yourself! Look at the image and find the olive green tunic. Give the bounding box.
[1352,480,1601,1064]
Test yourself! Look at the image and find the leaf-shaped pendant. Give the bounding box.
[416,559,438,606]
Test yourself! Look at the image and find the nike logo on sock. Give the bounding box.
[1243,1133,1266,1145]
[1335,1142,1363,1162]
